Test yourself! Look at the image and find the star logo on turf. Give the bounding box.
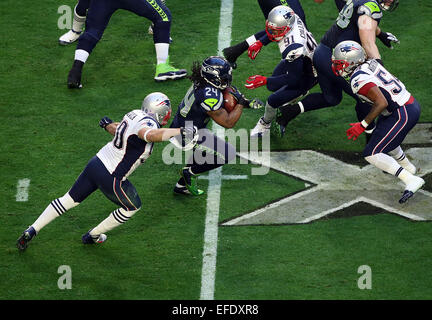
[222,124,432,226]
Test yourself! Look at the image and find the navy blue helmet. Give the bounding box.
[200,56,233,90]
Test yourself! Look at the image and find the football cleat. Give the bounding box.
[179,168,204,196]
[399,176,425,204]
[251,117,271,138]
[59,30,82,45]
[67,61,84,89]
[16,226,37,251]
[82,230,107,244]
[154,62,187,82]
[276,104,301,137]
[222,46,238,70]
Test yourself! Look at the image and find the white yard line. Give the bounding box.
[199,0,233,301]
[16,178,31,202]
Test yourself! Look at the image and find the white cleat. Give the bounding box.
[250,117,271,138]
[59,30,82,45]
[399,176,425,204]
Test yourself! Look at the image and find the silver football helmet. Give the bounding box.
[265,5,296,42]
[141,92,172,126]
[331,41,366,78]
[377,0,399,12]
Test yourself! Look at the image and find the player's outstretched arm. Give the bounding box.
[138,127,180,143]
[358,15,380,59]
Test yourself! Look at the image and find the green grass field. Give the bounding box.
[1,0,432,303]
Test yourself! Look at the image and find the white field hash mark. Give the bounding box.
[199,0,234,301]
[16,178,30,202]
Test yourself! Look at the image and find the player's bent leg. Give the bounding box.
[17,192,80,251]
[83,207,141,244]
[67,0,117,88]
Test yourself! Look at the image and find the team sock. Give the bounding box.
[32,193,79,233]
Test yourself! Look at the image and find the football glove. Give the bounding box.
[377,32,400,49]
[99,116,113,130]
[180,125,199,149]
[346,122,366,141]
[229,85,250,107]
[245,75,267,89]
[248,40,263,60]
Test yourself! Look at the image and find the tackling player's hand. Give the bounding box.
[99,116,113,130]
[248,40,263,60]
[245,75,267,89]
[229,85,250,107]
[346,122,366,141]
[180,125,199,148]
[377,32,400,49]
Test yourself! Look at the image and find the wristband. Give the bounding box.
[143,128,155,142]
[361,120,369,128]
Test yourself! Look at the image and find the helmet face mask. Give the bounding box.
[141,92,172,126]
[331,41,366,78]
[200,56,233,90]
[377,0,399,11]
[265,5,295,42]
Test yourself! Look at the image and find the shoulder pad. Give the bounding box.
[283,43,305,62]
[139,116,160,129]
[199,86,223,112]
[358,2,383,20]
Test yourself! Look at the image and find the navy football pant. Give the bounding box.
[75,0,90,17]
[267,58,317,108]
[68,156,142,211]
[77,0,171,54]
[363,98,420,157]
[300,43,374,130]
[188,129,236,174]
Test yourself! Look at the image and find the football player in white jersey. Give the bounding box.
[244,5,318,137]
[332,41,425,203]
[17,92,198,251]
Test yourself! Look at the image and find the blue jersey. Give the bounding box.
[321,0,383,49]
[171,84,224,129]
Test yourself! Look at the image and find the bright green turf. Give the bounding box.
[1,0,431,300]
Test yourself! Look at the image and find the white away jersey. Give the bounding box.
[278,14,318,62]
[350,60,411,114]
[96,109,158,180]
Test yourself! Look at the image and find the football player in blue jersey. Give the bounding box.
[331,40,424,204]
[315,0,400,47]
[222,0,307,69]
[169,56,254,196]
[243,6,319,138]
[66,0,186,89]
[16,93,198,251]
[277,0,400,138]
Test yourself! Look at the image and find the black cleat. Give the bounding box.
[275,104,301,137]
[17,226,36,251]
[222,46,239,70]
[67,60,84,89]
[399,191,414,204]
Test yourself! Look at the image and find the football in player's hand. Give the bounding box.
[223,87,237,113]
